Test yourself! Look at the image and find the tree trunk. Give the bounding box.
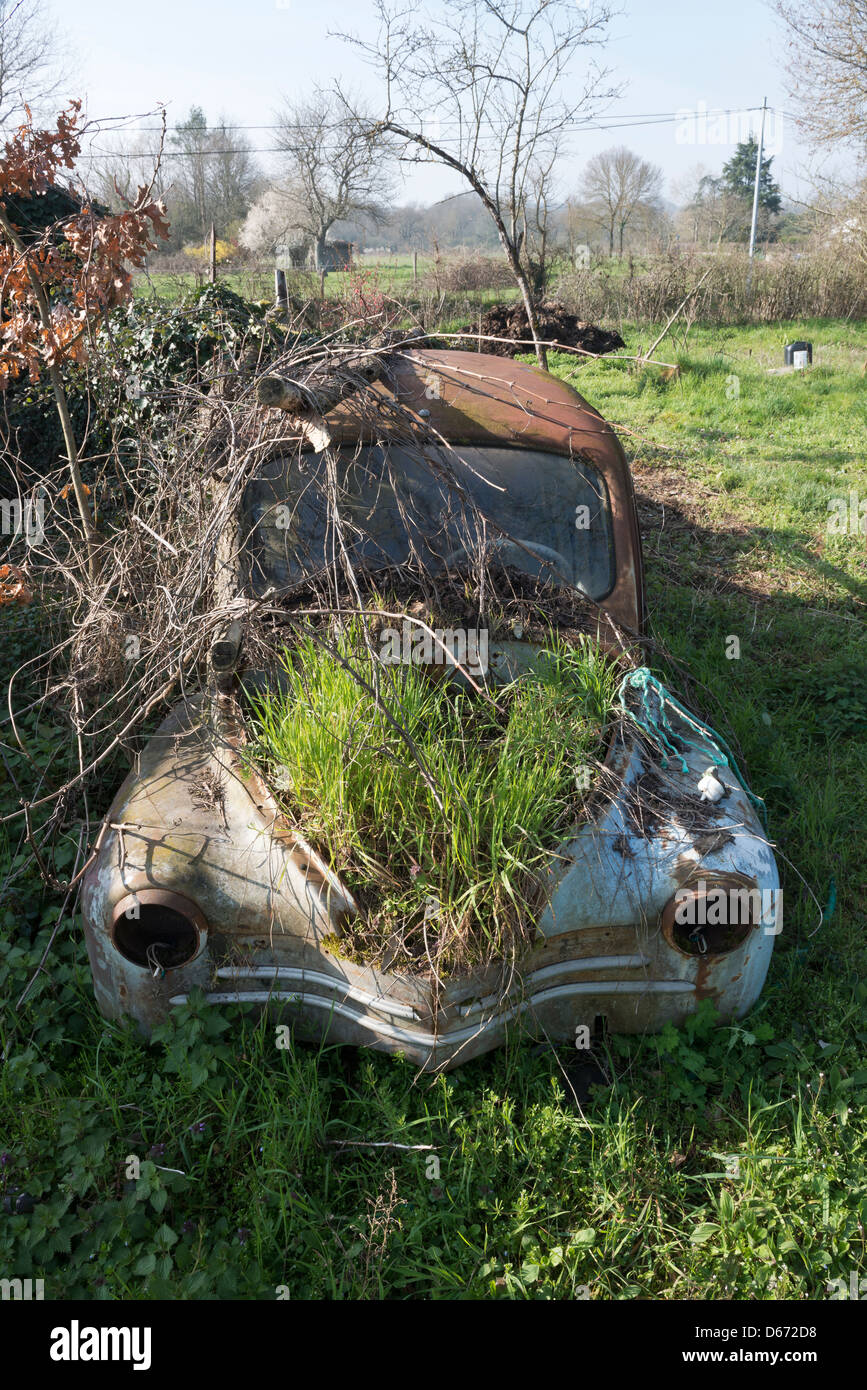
[257,344,393,416]
[516,267,548,371]
[376,120,548,368]
[497,233,547,371]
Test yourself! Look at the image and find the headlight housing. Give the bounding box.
[660,875,767,957]
[111,889,207,972]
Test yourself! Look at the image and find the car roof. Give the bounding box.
[248,349,645,637]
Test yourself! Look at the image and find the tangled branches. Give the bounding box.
[1,303,645,989]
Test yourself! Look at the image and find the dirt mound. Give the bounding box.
[461,300,625,359]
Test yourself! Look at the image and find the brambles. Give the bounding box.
[430,253,515,295]
[556,248,867,326]
[338,268,390,324]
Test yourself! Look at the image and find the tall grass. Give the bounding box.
[246,626,616,974]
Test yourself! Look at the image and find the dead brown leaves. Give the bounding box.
[0,103,169,387]
[0,563,32,605]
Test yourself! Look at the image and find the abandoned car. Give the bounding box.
[81,349,780,1069]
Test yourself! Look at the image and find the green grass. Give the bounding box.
[548,318,867,951]
[2,315,867,1300]
[245,626,613,974]
[132,260,428,304]
[133,255,514,307]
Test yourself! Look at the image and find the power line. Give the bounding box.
[88,105,779,133]
[77,106,787,161]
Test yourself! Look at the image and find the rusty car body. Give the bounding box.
[81,350,780,1069]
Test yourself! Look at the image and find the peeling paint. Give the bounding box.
[80,350,779,1070]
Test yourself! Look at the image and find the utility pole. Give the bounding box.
[746,98,767,291]
[208,222,217,284]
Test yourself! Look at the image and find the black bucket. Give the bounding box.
[784,341,812,368]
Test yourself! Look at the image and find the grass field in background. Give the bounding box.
[133,255,435,302]
[132,255,511,307]
[1,317,866,1299]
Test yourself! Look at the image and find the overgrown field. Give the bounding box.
[1,317,866,1300]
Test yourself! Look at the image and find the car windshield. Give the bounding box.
[243,443,616,601]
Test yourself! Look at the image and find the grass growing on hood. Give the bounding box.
[245,625,617,976]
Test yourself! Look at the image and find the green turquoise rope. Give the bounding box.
[617,668,768,829]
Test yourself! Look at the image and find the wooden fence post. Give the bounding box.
[274,267,288,311]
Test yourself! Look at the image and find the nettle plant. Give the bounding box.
[0,101,169,585]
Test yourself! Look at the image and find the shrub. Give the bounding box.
[1,282,281,495]
[183,237,237,265]
[556,248,867,325]
[430,253,515,294]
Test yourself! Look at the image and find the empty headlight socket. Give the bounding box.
[660,875,759,958]
[110,889,208,971]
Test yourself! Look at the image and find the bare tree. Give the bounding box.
[274,89,395,270]
[797,163,867,268]
[121,107,261,249]
[521,144,560,294]
[579,145,663,257]
[0,0,67,127]
[671,163,710,246]
[772,0,867,149]
[563,195,601,260]
[88,111,259,256]
[87,129,171,213]
[340,0,619,368]
[206,117,261,232]
[169,106,212,242]
[681,172,773,249]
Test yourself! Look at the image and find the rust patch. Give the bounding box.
[693,828,735,857]
[694,953,718,1002]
